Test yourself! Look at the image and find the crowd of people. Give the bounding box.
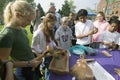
[0,0,120,80]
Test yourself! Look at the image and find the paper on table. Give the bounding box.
[88,61,115,80]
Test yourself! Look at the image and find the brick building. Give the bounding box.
[110,0,120,18]
[97,0,120,19]
[96,0,107,13]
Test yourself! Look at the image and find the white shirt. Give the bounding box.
[31,29,46,53]
[99,30,120,48]
[31,29,56,54]
[75,19,94,45]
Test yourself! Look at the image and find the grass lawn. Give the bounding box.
[0,25,33,44]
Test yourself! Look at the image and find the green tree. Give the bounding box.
[61,0,71,16]
[60,0,76,16]
[37,3,45,17]
[0,0,14,20]
[68,0,76,13]
[30,2,36,8]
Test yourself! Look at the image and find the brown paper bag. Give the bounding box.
[49,49,69,74]
[70,57,94,80]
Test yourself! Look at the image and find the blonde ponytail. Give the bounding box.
[3,0,35,25]
[4,2,13,25]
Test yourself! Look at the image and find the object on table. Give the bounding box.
[85,58,95,62]
[49,49,69,74]
[69,45,98,56]
[102,50,112,57]
[118,45,120,50]
[70,57,94,80]
[88,61,115,80]
[114,68,120,76]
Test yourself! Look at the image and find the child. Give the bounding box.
[0,1,41,80]
[31,13,57,56]
[92,11,110,48]
[31,13,57,80]
[93,11,110,42]
[55,17,73,50]
[75,9,97,46]
[109,16,120,33]
[98,20,120,50]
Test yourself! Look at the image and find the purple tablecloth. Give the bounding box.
[49,49,120,80]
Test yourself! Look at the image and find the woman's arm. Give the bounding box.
[0,48,11,60]
[13,58,40,68]
[0,48,40,68]
[5,61,14,80]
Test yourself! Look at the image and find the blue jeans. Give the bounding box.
[16,68,26,80]
[45,68,50,80]
[16,67,35,80]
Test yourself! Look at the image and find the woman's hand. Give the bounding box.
[29,58,42,68]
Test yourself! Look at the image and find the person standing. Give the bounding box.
[92,11,109,48]
[75,9,97,46]
[98,20,120,50]
[0,1,41,80]
[68,12,76,45]
[109,16,120,33]
[31,13,57,80]
[48,2,61,33]
[55,17,73,50]
[68,12,75,34]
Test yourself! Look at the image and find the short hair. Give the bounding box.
[61,17,69,23]
[77,9,88,17]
